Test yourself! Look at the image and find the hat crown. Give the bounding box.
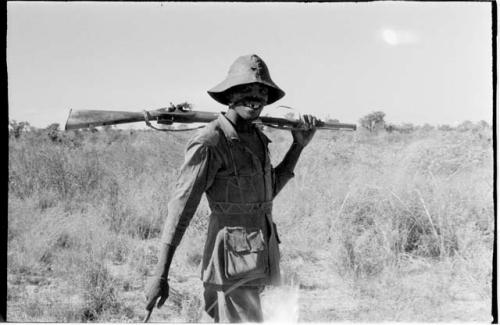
[227,54,270,81]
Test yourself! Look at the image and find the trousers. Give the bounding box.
[204,285,264,323]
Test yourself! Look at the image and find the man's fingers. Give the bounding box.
[304,114,311,127]
[299,114,307,129]
[312,116,318,127]
[296,114,319,131]
[146,297,158,311]
[157,295,168,308]
[296,113,304,128]
[305,115,315,130]
[306,115,318,129]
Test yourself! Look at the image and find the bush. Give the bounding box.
[80,259,120,320]
[9,120,31,139]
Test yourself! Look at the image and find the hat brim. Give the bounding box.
[207,77,285,106]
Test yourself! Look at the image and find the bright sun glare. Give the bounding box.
[381,28,420,46]
[382,28,399,45]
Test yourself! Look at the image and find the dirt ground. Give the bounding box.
[8,248,491,322]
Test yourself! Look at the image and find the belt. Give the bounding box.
[209,201,273,215]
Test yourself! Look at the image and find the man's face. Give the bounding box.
[227,83,269,121]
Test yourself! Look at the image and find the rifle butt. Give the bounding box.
[65,110,147,130]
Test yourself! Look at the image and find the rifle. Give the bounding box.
[65,103,357,132]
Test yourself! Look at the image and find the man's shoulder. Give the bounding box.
[190,119,224,147]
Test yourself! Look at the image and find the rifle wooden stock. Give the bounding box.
[65,109,217,130]
[65,108,357,131]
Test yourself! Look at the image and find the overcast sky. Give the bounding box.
[7,1,493,128]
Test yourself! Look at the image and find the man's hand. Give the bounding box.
[292,114,317,148]
[145,276,170,311]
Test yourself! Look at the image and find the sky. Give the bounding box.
[7,1,493,128]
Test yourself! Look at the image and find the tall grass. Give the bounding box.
[8,125,493,322]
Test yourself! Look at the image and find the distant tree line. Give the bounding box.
[357,111,491,134]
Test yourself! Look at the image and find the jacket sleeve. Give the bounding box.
[161,139,220,247]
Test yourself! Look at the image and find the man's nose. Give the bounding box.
[250,88,263,96]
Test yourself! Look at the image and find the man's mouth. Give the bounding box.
[245,102,262,110]
[238,97,264,110]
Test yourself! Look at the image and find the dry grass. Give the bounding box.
[7,125,493,322]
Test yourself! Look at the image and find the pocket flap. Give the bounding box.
[225,227,250,252]
[247,231,265,252]
[225,227,265,253]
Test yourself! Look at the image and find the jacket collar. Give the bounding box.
[217,113,240,142]
[255,123,273,144]
[217,113,272,144]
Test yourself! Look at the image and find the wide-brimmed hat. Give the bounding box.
[207,54,285,105]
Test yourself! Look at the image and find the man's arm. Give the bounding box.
[273,115,317,197]
[146,139,220,309]
[161,142,219,247]
[273,142,304,196]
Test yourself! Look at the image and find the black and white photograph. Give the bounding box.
[7,1,495,323]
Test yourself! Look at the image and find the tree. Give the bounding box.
[398,123,415,134]
[438,124,453,131]
[359,111,386,132]
[46,123,61,142]
[456,120,474,132]
[420,123,435,132]
[384,123,396,133]
[9,120,31,139]
[477,120,490,129]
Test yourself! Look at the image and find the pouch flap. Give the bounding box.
[225,227,265,253]
[247,230,265,252]
[225,227,250,253]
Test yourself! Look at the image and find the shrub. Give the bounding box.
[80,258,120,320]
[46,123,61,142]
[9,120,31,139]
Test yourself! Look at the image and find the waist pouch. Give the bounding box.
[223,227,268,280]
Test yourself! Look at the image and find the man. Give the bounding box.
[145,54,317,322]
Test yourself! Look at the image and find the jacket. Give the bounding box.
[161,113,295,286]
